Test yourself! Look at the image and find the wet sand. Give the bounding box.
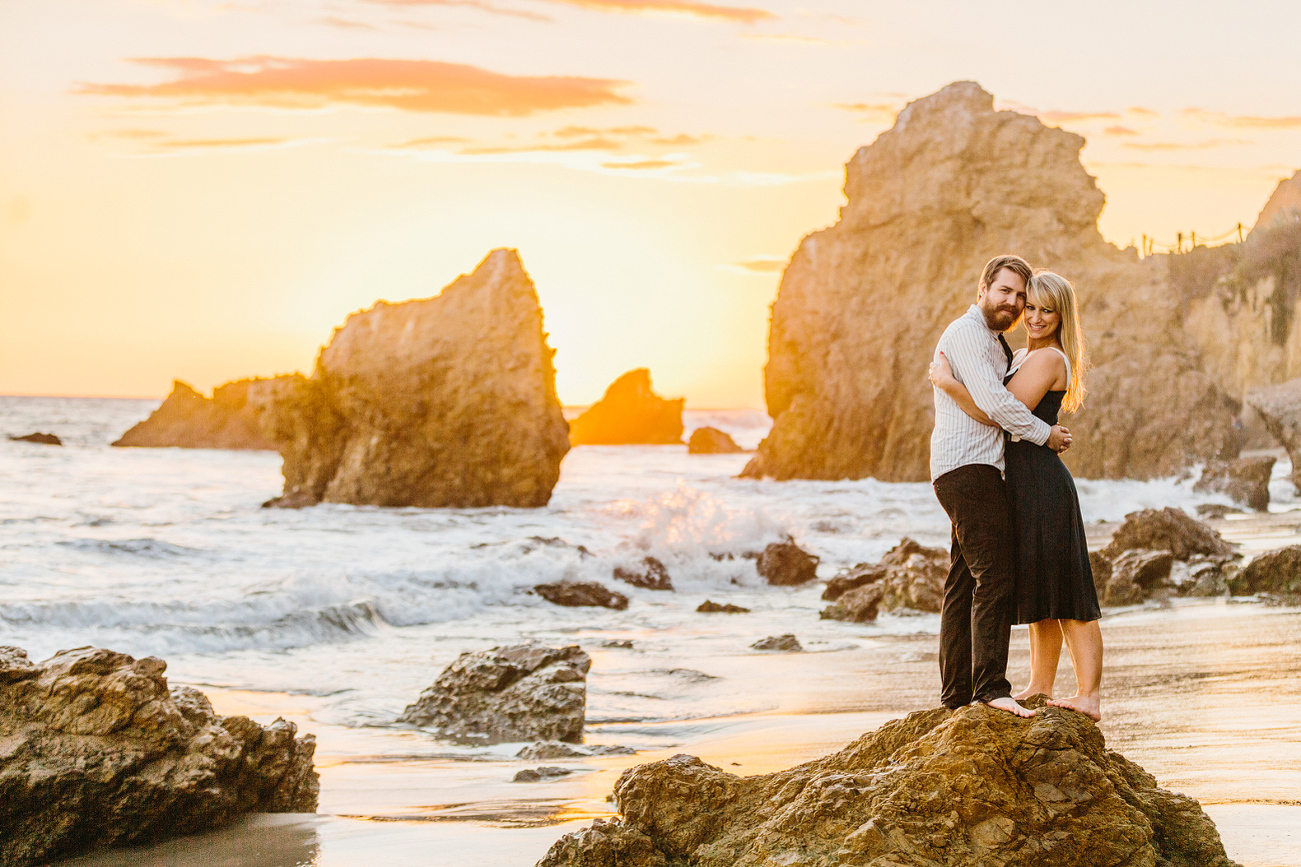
[55,516,1301,867]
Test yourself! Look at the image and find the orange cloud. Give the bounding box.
[539,0,772,23]
[554,124,656,137]
[461,136,622,154]
[1122,138,1252,151]
[1128,106,1159,118]
[157,137,291,149]
[831,102,899,123]
[78,57,632,116]
[1183,107,1301,129]
[729,256,785,272]
[1104,126,1138,136]
[602,158,677,169]
[1038,110,1122,123]
[319,16,377,29]
[365,0,552,22]
[390,135,472,148]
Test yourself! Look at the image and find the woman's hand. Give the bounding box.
[928,352,955,389]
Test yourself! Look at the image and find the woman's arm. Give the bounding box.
[929,353,997,426]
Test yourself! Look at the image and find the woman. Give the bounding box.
[928,271,1103,721]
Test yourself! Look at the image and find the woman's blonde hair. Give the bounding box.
[1029,271,1088,412]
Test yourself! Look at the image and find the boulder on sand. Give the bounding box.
[756,539,819,586]
[750,634,801,652]
[697,600,749,614]
[741,81,1240,483]
[260,249,570,508]
[112,379,284,450]
[536,702,1238,867]
[822,537,948,610]
[0,646,317,867]
[535,581,629,610]
[1101,507,1234,561]
[1227,545,1301,599]
[820,583,884,623]
[688,427,743,454]
[398,644,590,744]
[8,432,61,445]
[568,369,684,445]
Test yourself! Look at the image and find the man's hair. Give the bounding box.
[978,255,1033,294]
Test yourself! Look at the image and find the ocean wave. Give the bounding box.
[56,537,203,559]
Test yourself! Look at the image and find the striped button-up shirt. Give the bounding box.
[929,305,1052,481]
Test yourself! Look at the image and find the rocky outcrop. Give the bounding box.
[688,427,743,454]
[568,369,684,445]
[1247,379,1301,489]
[260,249,569,508]
[112,379,285,450]
[756,539,819,586]
[398,644,590,743]
[1091,509,1240,604]
[535,582,629,610]
[1227,546,1301,599]
[821,537,948,618]
[750,634,801,652]
[1253,169,1301,234]
[613,557,673,591]
[0,646,317,867]
[743,81,1241,483]
[537,702,1238,867]
[1101,508,1234,561]
[1193,455,1275,511]
[8,432,61,445]
[696,600,749,614]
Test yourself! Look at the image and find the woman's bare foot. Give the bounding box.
[983,696,1035,718]
[1047,695,1101,721]
[1012,684,1052,701]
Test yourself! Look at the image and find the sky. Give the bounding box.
[2,0,1300,407]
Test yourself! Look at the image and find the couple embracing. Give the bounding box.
[927,254,1103,721]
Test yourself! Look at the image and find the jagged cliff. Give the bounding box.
[112,379,284,450]
[743,81,1243,482]
[568,368,684,445]
[261,249,570,508]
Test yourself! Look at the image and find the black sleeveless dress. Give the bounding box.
[1003,371,1101,624]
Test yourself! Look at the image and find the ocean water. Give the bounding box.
[1,396,1295,744]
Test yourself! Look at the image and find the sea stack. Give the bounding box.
[261,248,570,508]
[112,379,283,450]
[568,369,684,445]
[743,81,1239,482]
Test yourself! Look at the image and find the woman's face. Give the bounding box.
[1024,296,1062,342]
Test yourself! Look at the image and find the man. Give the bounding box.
[930,255,1071,718]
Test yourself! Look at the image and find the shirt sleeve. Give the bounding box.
[940,323,1052,446]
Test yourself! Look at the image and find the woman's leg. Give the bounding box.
[1047,619,1103,721]
[1013,620,1063,699]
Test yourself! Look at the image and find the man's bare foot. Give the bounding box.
[983,696,1035,718]
[1047,695,1101,721]
[1012,685,1052,701]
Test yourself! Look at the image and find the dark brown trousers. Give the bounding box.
[932,463,1016,708]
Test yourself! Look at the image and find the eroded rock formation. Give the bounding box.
[0,646,317,867]
[613,557,673,591]
[756,539,819,585]
[568,369,684,445]
[1247,379,1301,488]
[1193,455,1275,511]
[537,702,1238,867]
[112,379,284,450]
[743,81,1242,482]
[398,644,590,743]
[1228,545,1301,600]
[822,537,948,614]
[1092,508,1240,604]
[260,249,569,508]
[8,432,61,445]
[535,581,629,610]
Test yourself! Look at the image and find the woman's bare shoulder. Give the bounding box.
[1022,347,1067,372]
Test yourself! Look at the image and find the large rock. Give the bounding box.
[1193,455,1275,511]
[112,379,284,450]
[1252,169,1301,235]
[8,432,61,445]
[613,557,673,591]
[1227,546,1301,598]
[1101,549,1176,606]
[1246,379,1301,489]
[820,583,884,623]
[537,703,1238,867]
[756,539,820,586]
[1101,507,1234,561]
[568,369,684,445]
[398,644,590,743]
[687,427,743,454]
[0,646,317,867]
[535,581,629,610]
[822,537,947,608]
[260,249,570,508]
[742,81,1240,483]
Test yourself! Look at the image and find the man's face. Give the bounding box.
[977,267,1027,332]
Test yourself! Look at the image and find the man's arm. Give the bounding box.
[941,324,1051,446]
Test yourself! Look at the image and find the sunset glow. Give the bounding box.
[3,0,1300,405]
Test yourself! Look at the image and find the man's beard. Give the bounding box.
[982,305,1020,331]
